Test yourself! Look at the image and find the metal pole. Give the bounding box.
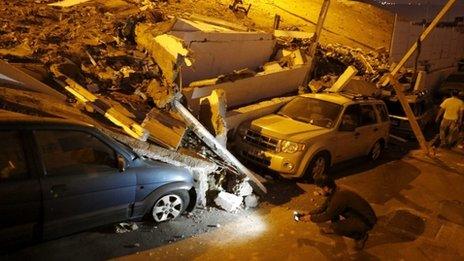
[305,0,331,83]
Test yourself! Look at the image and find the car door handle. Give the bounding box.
[354,132,361,137]
[51,184,67,194]
[373,127,379,132]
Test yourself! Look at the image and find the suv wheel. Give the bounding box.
[305,152,329,180]
[369,140,383,161]
[151,190,189,223]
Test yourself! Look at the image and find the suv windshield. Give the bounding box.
[278,97,342,128]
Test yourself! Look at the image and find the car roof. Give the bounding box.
[0,110,94,128]
[299,92,380,106]
[300,93,353,105]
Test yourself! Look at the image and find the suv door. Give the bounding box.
[375,103,390,139]
[358,104,382,155]
[33,129,137,239]
[0,130,41,246]
[334,104,364,162]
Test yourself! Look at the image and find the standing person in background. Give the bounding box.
[435,90,464,148]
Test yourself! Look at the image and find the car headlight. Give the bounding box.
[280,140,306,154]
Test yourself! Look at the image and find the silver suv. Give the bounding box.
[234,92,390,179]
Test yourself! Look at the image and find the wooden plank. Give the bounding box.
[389,75,429,154]
[173,100,267,195]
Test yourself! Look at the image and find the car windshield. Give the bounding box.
[278,97,342,128]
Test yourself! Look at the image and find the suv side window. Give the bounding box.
[35,130,117,176]
[340,104,361,130]
[360,105,378,126]
[0,131,28,182]
[376,104,390,122]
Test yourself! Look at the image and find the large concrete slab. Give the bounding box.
[169,18,275,85]
[183,65,309,115]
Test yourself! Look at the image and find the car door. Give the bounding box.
[375,103,391,139]
[0,129,41,246]
[357,104,381,155]
[333,104,364,162]
[34,129,137,239]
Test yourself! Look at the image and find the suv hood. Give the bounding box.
[250,114,331,142]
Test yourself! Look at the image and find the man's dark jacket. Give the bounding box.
[310,188,377,227]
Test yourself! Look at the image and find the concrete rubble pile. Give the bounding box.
[314,44,390,83]
[0,0,396,212]
[0,0,275,212]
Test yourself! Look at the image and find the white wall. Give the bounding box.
[389,15,464,71]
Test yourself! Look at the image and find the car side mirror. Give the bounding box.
[117,155,126,172]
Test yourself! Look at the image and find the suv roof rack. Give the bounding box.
[336,91,376,101]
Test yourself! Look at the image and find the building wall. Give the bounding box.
[389,15,464,72]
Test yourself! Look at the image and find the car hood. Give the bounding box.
[250,114,331,142]
[135,158,193,185]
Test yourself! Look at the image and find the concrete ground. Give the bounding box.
[3,142,464,261]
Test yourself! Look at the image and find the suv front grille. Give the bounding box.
[241,151,271,166]
[243,129,279,151]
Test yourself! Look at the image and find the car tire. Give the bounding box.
[304,152,330,180]
[369,140,384,161]
[151,190,190,223]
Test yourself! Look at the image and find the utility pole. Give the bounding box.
[383,0,457,155]
[305,0,331,83]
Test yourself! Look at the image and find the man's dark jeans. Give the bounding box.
[330,215,372,240]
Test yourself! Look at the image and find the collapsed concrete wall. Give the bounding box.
[169,18,275,85]
[183,64,309,115]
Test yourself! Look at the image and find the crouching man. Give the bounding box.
[301,176,377,250]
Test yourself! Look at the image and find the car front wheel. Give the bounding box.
[151,190,189,223]
[305,152,330,180]
[369,140,384,161]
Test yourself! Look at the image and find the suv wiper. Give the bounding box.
[277,112,289,118]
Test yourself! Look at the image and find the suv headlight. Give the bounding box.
[280,140,306,154]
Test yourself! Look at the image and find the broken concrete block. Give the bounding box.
[169,17,274,85]
[263,62,284,73]
[0,41,34,58]
[146,79,174,108]
[214,191,243,212]
[135,24,192,84]
[274,30,315,41]
[233,181,253,197]
[225,96,294,132]
[183,65,309,114]
[141,108,187,150]
[328,65,358,93]
[244,194,259,209]
[199,89,228,147]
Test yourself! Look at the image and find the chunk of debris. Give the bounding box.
[214,191,243,212]
[328,65,358,93]
[244,194,259,209]
[231,180,253,197]
[115,222,139,233]
[274,30,315,41]
[199,89,228,147]
[135,24,192,84]
[142,108,187,150]
[0,41,34,59]
[174,100,267,195]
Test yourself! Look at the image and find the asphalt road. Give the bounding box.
[3,141,464,260]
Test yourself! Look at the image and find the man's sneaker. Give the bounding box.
[319,226,335,235]
[354,233,369,250]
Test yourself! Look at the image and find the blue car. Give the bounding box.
[0,112,196,246]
